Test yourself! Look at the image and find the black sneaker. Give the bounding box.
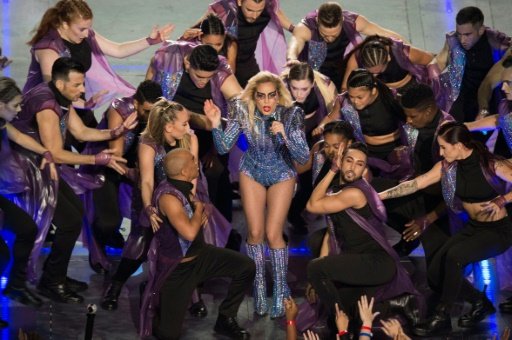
[214,314,250,339]
[189,299,208,318]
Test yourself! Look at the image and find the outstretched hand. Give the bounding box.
[203,99,222,128]
[358,295,379,328]
[149,23,175,43]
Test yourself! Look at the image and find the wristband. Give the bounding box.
[146,36,163,45]
[94,152,112,166]
[359,332,372,338]
[361,325,372,331]
[491,195,507,209]
[42,151,54,163]
[288,24,295,33]
[338,330,348,336]
[286,320,296,326]
[479,108,490,117]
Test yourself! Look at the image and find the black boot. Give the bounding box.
[387,293,420,326]
[413,304,452,337]
[499,296,512,314]
[214,314,250,339]
[89,253,108,275]
[458,293,496,327]
[101,281,124,311]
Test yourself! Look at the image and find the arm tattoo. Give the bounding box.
[384,180,419,199]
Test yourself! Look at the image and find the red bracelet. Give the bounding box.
[338,330,348,336]
[286,320,296,326]
[361,325,372,331]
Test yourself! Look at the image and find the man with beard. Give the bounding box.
[305,142,417,333]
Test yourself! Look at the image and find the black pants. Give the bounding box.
[288,170,313,227]
[92,169,124,247]
[42,179,83,283]
[307,250,396,314]
[154,245,255,339]
[202,153,233,222]
[0,195,37,288]
[428,218,512,307]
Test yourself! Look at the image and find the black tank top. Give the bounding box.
[358,94,400,136]
[455,150,496,202]
[319,30,350,89]
[295,89,320,136]
[376,53,408,83]
[235,6,270,86]
[173,72,212,114]
[63,39,92,72]
[330,204,383,253]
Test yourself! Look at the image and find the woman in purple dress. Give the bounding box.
[0,77,57,327]
[24,0,174,107]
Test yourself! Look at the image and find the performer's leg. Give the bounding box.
[39,179,84,303]
[239,173,268,314]
[266,178,295,318]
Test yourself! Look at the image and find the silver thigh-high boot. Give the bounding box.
[269,246,290,318]
[246,243,268,315]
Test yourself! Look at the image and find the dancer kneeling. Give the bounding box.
[306,142,418,335]
[140,148,255,340]
[380,122,512,336]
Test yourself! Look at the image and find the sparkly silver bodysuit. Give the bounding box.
[212,99,310,186]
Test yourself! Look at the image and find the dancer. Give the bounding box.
[287,2,403,90]
[319,69,408,180]
[24,0,173,99]
[84,80,163,274]
[147,43,241,222]
[181,13,238,71]
[102,99,198,311]
[0,77,57,315]
[139,148,254,339]
[342,35,433,93]
[306,142,418,335]
[204,71,309,318]
[380,122,512,336]
[428,6,510,121]
[12,57,129,303]
[282,62,337,234]
[204,0,292,86]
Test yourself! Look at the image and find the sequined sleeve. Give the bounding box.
[211,100,243,154]
[284,106,310,165]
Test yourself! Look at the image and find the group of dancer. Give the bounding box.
[1,0,512,339]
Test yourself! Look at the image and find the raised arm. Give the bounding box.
[204,99,241,154]
[355,15,405,41]
[306,168,366,214]
[430,41,449,73]
[94,25,174,59]
[220,74,243,100]
[342,54,359,91]
[379,161,443,200]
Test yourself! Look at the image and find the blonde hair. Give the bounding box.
[141,98,191,150]
[240,71,293,132]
